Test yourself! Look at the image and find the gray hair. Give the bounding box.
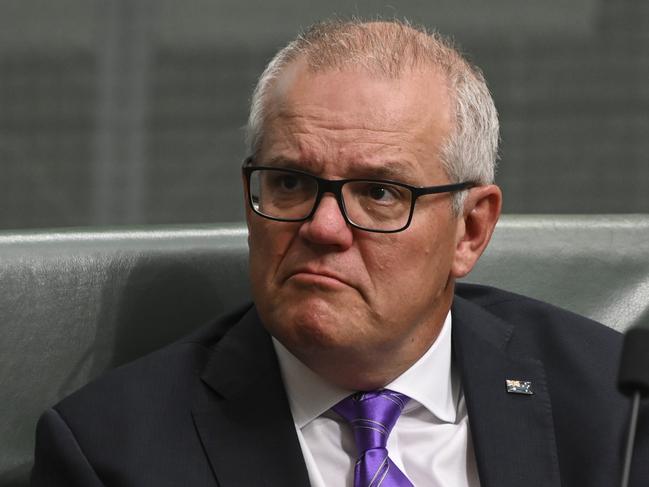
[245,19,499,214]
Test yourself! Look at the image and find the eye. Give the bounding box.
[368,185,393,201]
[364,183,401,203]
[278,174,299,190]
[267,173,303,192]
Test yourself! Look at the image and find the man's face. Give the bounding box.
[245,62,464,383]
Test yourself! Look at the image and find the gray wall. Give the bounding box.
[1,0,647,229]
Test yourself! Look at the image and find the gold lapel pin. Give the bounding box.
[506,379,534,395]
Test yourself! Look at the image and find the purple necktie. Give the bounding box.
[333,389,414,487]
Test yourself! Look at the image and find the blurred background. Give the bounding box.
[1,0,647,230]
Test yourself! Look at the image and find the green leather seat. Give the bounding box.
[1,216,648,486]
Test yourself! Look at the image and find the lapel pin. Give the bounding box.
[506,379,534,395]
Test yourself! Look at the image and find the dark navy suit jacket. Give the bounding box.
[31,284,649,486]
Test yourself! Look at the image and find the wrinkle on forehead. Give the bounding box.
[260,120,429,181]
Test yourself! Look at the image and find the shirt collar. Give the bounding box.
[386,310,458,423]
[273,310,458,428]
[273,337,351,428]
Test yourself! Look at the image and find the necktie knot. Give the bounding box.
[334,389,410,454]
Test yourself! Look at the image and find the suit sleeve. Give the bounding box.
[31,408,105,486]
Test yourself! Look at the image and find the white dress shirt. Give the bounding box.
[273,311,481,487]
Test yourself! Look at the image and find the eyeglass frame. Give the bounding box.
[242,158,476,234]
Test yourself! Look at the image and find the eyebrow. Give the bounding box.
[256,156,419,184]
[355,163,415,182]
[259,156,309,171]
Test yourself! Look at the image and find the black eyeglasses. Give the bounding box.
[242,163,475,233]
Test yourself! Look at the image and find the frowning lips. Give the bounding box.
[285,266,356,290]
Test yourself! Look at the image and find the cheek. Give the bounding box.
[248,222,278,280]
[248,220,298,286]
[361,237,418,296]
[363,230,452,300]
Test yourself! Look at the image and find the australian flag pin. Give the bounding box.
[506,379,534,395]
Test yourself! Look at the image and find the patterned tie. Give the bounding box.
[333,389,414,487]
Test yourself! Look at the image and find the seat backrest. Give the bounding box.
[469,215,649,333]
[1,215,648,485]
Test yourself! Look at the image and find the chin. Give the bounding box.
[269,297,356,353]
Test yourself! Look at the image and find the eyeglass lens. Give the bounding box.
[249,168,413,231]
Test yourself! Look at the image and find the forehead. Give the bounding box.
[260,62,453,182]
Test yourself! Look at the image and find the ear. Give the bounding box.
[451,184,502,278]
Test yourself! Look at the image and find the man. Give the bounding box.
[32,19,647,486]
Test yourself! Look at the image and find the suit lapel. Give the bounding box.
[452,296,562,487]
[191,308,310,487]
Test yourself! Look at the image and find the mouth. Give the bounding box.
[286,267,353,290]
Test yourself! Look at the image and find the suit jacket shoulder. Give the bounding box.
[32,303,309,487]
[455,282,622,372]
[452,282,647,487]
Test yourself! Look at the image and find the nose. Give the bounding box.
[298,193,353,248]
